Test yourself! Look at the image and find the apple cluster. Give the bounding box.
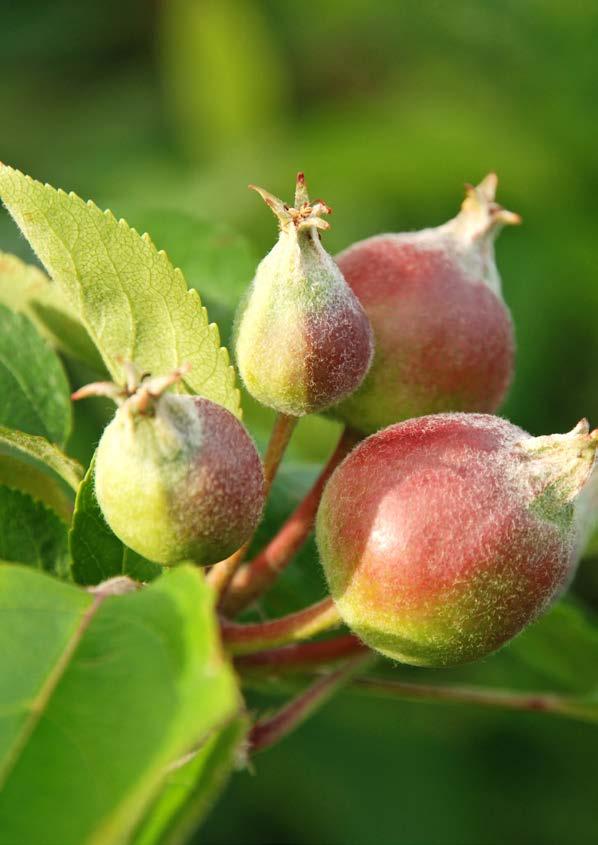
[84,172,597,669]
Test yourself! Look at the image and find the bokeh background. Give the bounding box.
[3,2,598,843]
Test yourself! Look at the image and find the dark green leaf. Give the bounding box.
[0,564,240,845]
[124,547,163,583]
[69,458,161,585]
[0,304,71,445]
[0,485,69,574]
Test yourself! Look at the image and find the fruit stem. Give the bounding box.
[207,412,298,598]
[248,653,372,755]
[351,677,596,722]
[220,597,342,656]
[235,634,368,674]
[222,426,361,616]
[262,413,298,497]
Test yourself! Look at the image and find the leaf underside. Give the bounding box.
[0,454,73,522]
[0,425,83,491]
[0,249,104,372]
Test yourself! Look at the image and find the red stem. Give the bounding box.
[249,654,371,754]
[208,412,298,598]
[261,412,299,496]
[223,426,360,615]
[220,597,342,656]
[235,634,368,673]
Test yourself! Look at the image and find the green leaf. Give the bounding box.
[0,564,240,845]
[0,454,73,523]
[0,250,51,320]
[503,600,598,696]
[0,304,71,445]
[124,548,163,583]
[134,716,248,845]
[0,250,104,372]
[0,165,241,417]
[69,458,161,585]
[0,485,69,573]
[0,425,83,491]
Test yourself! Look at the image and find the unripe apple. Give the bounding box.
[316,413,598,667]
[75,367,265,566]
[234,173,374,416]
[332,174,519,433]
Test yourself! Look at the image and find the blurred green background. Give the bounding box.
[3,1,598,842]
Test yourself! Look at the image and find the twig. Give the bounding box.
[223,426,360,615]
[351,676,597,722]
[235,634,368,673]
[208,413,298,597]
[249,653,373,754]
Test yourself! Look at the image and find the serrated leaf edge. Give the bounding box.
[0,165,242,418]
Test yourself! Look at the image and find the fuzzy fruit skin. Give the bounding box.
[95,395,264,566]
[332,175,518,434]
[235,178,374,417]
[334,239,514,432]
[317,414,593,668]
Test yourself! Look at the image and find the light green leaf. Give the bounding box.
[0,564,240,845]
[124,208,256,344]
[0,250,49,316]
[0,250,104,372]
[0,485,69,574]
[134,716,248,845]
[0,165,241,417]
[70,458,161,585]
[0,304,71,445]
[0,425,83,491]
[0,454,73,523]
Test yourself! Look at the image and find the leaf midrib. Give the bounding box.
[0,592,101,789]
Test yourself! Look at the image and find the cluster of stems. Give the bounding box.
[206,413,365,751]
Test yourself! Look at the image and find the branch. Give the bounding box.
[352,676,597,722]
[249,653,372,754]
[208,412,298,598]
[235,634,368,673]
[220,597,342,656]
[223,426,360,615]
